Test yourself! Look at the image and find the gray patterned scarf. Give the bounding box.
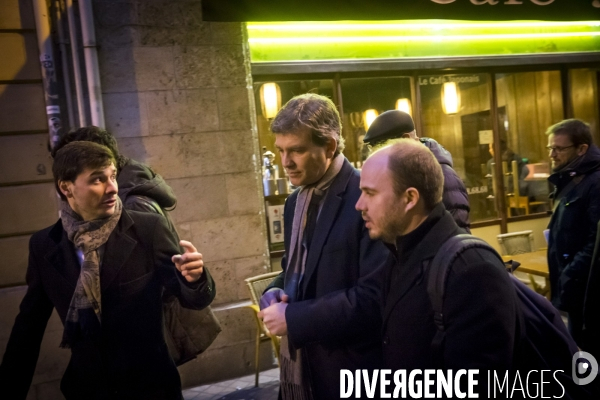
[280,154,345,400]
[59,197,122,348]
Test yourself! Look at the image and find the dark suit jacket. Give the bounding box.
[382,205,518,375]
[270,158,390,400]
[0,210,215,400]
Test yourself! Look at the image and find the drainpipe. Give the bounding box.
[65,0,87,127]
[32,0,64,149]
[54,0,75,129]
[79,0,105,128]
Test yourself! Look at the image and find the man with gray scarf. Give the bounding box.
[0,141,215,399]
[546,119,600,351]
[258,94,390,400]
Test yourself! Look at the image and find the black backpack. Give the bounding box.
[428,234,594,399]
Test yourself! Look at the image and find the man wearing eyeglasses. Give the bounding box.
[546,119,600,353]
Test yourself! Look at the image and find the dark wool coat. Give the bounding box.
[269,158,391,400]
[547,145,600,313]
[0,210,215,400]
[382,205,519,374]
[584,220,600,360]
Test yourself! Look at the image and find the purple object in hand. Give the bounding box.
[259,288,285,310]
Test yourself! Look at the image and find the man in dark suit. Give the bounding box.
[0,142,215,399]
[258,94,390,400]
[355,140,519,392]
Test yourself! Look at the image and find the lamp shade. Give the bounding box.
[363,109,379,131]
[395,98,412,116]
[260,83,281,119]
[441,82,461,115]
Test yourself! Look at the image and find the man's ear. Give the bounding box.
[326,137,337,159]
[59,180,73,198]
[577,143,589,156]
[404,187,420,212]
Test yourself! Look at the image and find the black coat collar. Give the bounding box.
[382,206,461,325]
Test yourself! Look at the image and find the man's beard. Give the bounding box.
[553,154,583,172]
[380,212,407,243]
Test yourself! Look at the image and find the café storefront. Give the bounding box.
[204,0,600,256]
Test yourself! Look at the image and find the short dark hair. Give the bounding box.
[51,126,125,170]
[545,119,593,147]
[385,139,444,211]
[53,141,116,201]
[270,93,345,155]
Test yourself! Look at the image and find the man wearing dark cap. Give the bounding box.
[363,110,471,231]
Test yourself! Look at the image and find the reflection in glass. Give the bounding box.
[441,82,461,115]
[395,98,412,116]
[420,73,496,223]
[495,71,563,217]
[570,68,600,144]
[340,76,412,163]
[259,83,282,119]
[363,109,379,131]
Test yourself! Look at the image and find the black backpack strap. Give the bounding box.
[124,194,165,216]
[551,174,584,213]
[427,234,503,364]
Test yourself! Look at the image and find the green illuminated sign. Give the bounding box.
[247,20,600,62]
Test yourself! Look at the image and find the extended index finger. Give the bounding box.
[179,240,197,254]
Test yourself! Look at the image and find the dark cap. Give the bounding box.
[363,110,415,146]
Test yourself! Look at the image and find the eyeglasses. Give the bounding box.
[546,145,575,153]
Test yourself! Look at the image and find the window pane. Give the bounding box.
[495,71,563,217]
[571,68,600,144]
[419,73,495,223]
[340,76,413,165]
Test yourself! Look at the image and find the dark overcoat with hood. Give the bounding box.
[421,138,471,232]
[547,145,600,344]
[584,220,600,359]
[269,158,390,400]
[0,210,215,400]
[117,158,178,230]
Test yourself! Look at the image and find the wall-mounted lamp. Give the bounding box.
[260,82,281,119]
[441,82,461,115]
[395,98,412,116]
[363,109,379,131]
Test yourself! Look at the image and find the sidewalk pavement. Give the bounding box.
[182,368,279,400]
